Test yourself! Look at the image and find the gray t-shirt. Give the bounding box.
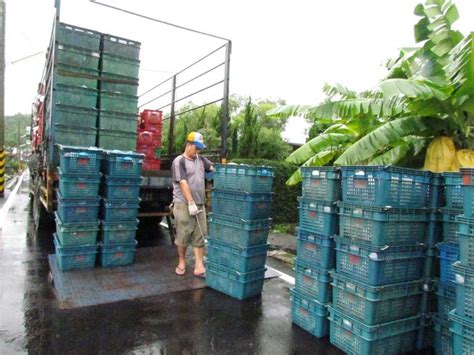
[172,154,213,204]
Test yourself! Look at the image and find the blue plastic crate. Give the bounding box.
[103,150,144,177]
[453,262,474,322]
[58,145,103,174]
[296,228,335,270]
[208,214,270,247]
[330,271,423,326]
[449,310,474,355]
[205,262,266,300]
[301,166,341,202]
[58,168,101,198]
[57,192,100,222]
[436,280,457,321]
[337,202,427,246]
[291,288,329,338]
[298,197,338,236]
[335,236,424,286]
[213,164,274,193]
[99,240,137,267]
[101,219,138,244]
[461,168,474,218]
[440,208,463,244]
[456,215,474,267]
[206,239,268,273]
[434,316,453,355]
[341,166,431,208]
[294,258,331,303]
[211,190,272,220]
[328,306,419,355]
[54,234,97,271]
[103,176,142,199]
[443,172,463,210]
[439,242,459,284]
[102,198,140,221]
[55,212,99,246]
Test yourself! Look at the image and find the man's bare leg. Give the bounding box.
[176,245,187,275]
[193,247,206,275]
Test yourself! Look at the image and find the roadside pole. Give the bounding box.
[0,1,6,198]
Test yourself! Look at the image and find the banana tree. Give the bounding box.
[271,0,473,185]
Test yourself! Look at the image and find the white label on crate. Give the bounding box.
[349,245,359,253]
[343,319,352,329]
[310,203,317,209]
[354,208,363,216]
[456,274,465,284]
[312,170,321,177]
[369,252,379,261]
[346,282,356,291]
[355,170,365,177]
[323,206,331,213]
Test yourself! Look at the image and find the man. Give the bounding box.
[171,132,213,277]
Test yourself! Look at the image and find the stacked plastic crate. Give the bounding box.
[98,151,144,267]
[48,23,101,163]
[432,172,461,354]
[206,164,274,300]
[291,167,339,338]
[97,34,141,151]
[449,168,474,354]
[329,166,430,354]
[136,110,163,171]
[54,145,102,271]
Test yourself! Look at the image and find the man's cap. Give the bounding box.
[187,132,206,150]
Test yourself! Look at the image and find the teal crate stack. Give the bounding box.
[292,167,340,338]
[47,23,101,164]
[206,164,274,300]
[97,34,141,151]
[328,166,431,354]
[55,145,102,271]
[447,168,474,354]
[98,150,143,267]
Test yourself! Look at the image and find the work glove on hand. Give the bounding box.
[188,201,199,216]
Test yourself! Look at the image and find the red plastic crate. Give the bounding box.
[137,130,162,146]
[140,109,162,125]
[136,144,161,159]
[142,158,161,171]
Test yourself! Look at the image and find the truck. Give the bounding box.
[29,3,231,241]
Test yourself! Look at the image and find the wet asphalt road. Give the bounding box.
[0,188,343,354]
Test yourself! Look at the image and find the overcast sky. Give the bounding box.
[4,0,474,142]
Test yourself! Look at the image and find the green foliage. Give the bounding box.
[5,113,30,147]
[269,0,473,185]
[230,158,301,224]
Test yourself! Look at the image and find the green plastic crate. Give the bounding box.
[56,43,100,70]
[101,53,140,78]
[52,104,97,128]
[56,23,101,51]
[205,262,266,300]
[294,258,332,303]
[441,208,463,244]
[335,236,425,286]
[434,316,453,355]
[55,64,98,89]
[100,72,138,96]
[99,91,138,114]
[99,240,137,267]
[53,84,98,109]
[298,197,338,236]
[301,166,341,202]
[101,34,141,59]
[328,306,419,355]
[54,234,97,271]
[97,129,137,151]
[53,124,96,147]
[55,212,99,247]
[456,215,474,267]
[449,310,474,355]
[291,288,329,338]
[101,219,139,244]
[337,202,427,246]
[207,214,271,247]
[330,271,423,325]
[98,110,137,132]
[213,163,274,193]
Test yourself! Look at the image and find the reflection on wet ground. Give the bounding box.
[0,190,342,354]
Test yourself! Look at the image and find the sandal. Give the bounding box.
[175,266,186,276]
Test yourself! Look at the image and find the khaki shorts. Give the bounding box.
[173,202,207,248]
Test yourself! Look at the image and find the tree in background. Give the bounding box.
[270,0,473,184]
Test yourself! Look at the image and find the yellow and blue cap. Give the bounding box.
[187,132,206,150]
